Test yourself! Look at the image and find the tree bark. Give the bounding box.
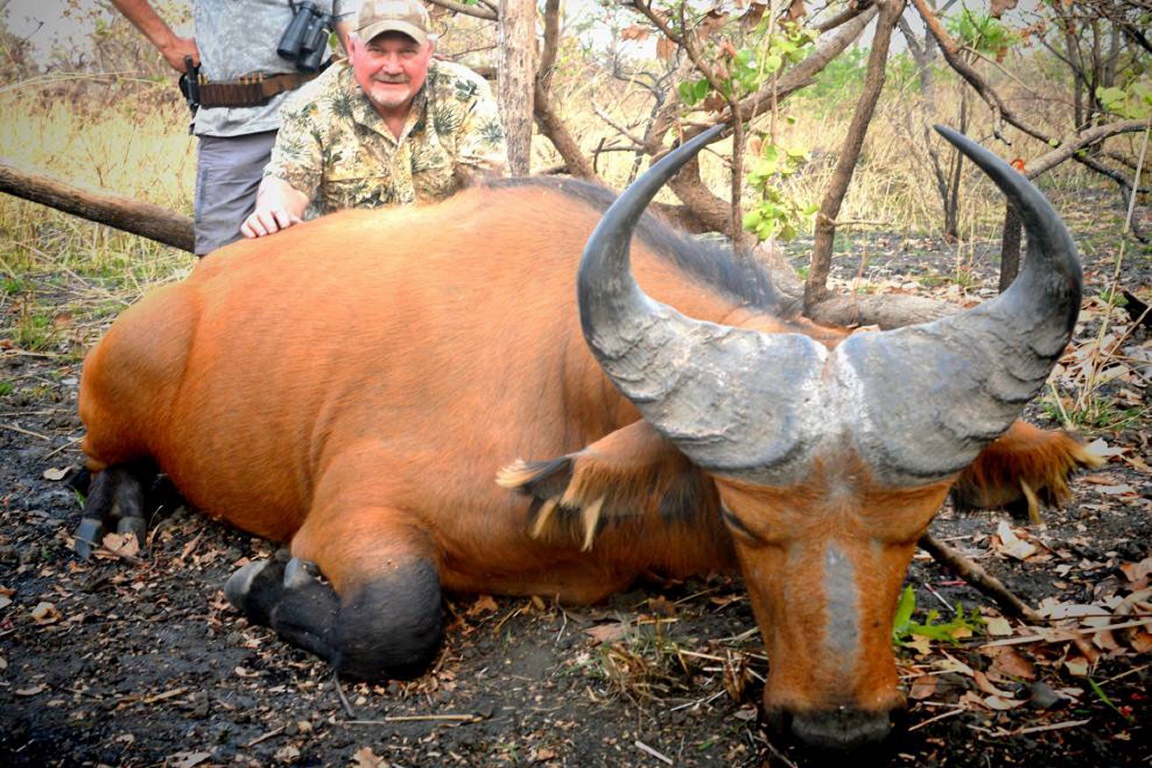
[0,160,194,253]
[804,0,905,309]
[999,202,1022,292]
[496,0,535,175]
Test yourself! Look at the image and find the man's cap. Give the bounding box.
[357,0,431,46]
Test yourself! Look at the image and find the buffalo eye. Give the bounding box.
[720,504,762,544]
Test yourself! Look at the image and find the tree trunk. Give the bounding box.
[0,160,194,253]
[496,0,536,175]
[804,0,905,309]
[999,203,1022,292]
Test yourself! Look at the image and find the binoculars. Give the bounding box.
[278,1,332,73]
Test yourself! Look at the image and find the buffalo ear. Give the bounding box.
[949,422,1103,523]
[497,421,718,550]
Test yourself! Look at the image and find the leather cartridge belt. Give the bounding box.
[195,72,317,108]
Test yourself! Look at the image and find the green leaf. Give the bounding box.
[892,585,916,641]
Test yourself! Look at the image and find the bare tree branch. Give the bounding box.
[427,0,497,22]
[1023,117,1150,178]
[909,0,1052,145]
[805,0,904,308]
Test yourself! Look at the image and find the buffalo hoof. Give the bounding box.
[73,464,147,559]
[73,461,181,559]
[224,556,341,662]
[223,556,444,683]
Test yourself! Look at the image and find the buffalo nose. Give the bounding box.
[786,706,895,751]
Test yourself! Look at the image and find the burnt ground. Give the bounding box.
[0,190,1150,767]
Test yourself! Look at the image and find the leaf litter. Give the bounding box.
[0,217,1149,766]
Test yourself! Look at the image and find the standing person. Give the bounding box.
[239,0,508,239]
[111,0,355,256]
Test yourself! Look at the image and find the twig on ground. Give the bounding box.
[243,726,285,748]
[633,740,673,765]
[1,422,52,441]
[908,704,967,731]
[343,714,483,724]
[333,672,356,718]
[919,533,1042,623]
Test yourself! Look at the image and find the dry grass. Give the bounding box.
[0,54,1117,356]
[0,86,195,356]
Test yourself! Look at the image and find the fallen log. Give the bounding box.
[0,159,194,253]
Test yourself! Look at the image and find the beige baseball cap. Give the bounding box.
[357,0,431,45]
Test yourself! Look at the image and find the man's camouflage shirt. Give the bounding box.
[264,59,508,216]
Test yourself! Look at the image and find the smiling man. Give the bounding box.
[241,0,508,239]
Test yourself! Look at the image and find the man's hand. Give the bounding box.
[110,0,199,72]
[162,36,199,73]
[241,207,303,238]
[240,177,309,239]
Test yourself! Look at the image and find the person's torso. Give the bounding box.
[291,62,486,214]
[193,0,348,137]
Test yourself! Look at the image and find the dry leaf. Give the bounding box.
[984,694,1026,710]
[959,690,988,711]
[1035,599,1110,620]
[42,467,69,481]
[584,623,628,644]
[984,616,1013,637]
[991,0,1019,18]
[1085,438,1126,458]
[908,675,938,700]
[905,636,932,656]
[982,645,1036,681]
[1063,657,1090,677]
[995,521,1037,561]
[619,25,650,42]
[352,746,385,768]
[935,653,976,678]
[274,745,300,762]
[101,532,140,558]
[167,752,213,768]
[31,601,60,625]
[974,670,1014,697]
[463,594,495,617]
[1096,484,1137,496]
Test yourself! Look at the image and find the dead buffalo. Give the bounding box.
[74,125,1094,751]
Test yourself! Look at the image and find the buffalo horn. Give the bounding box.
[578,125,830,481]
[832,126,1083,480]
[579,125,1082,484]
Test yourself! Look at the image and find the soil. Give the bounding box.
[1,187,1150,768]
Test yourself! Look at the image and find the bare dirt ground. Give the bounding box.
[1,188,1149,767]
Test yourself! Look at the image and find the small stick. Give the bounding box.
[343,714,483,724]
[633,740,673,765]
[919,533,1043,623]
[244,726,285,748]
[0,422,52,441]
[141,687,190,704]
[908,705,966,732]
[333,672,356,718]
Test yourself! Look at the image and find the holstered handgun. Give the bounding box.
[178,55,200,121]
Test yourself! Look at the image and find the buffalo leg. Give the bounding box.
[74,463,148,559]
[224,553,443,682]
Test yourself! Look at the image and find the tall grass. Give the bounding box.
[0,85,195,357]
